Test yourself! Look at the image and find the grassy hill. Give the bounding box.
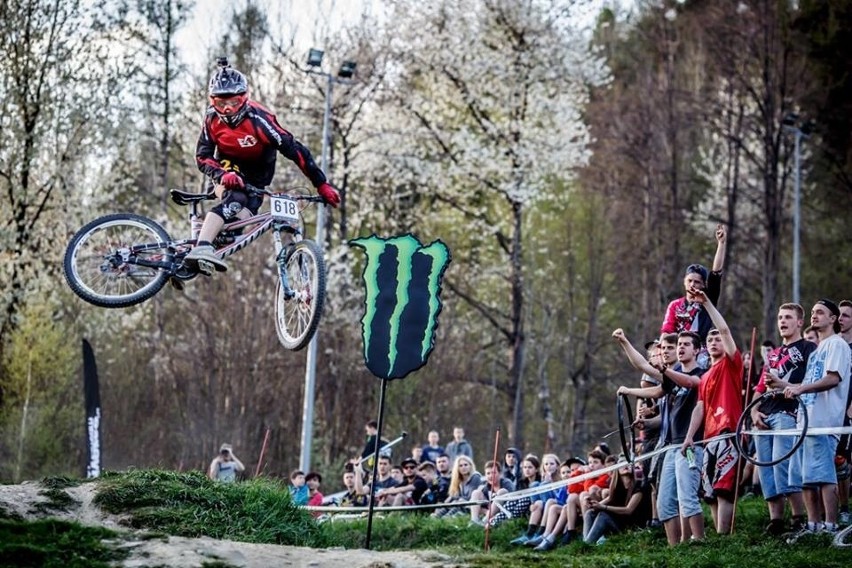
[1,470,850,567]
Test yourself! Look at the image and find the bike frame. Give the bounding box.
[130,188,320,275]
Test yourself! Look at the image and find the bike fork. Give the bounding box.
[273,231,295,300]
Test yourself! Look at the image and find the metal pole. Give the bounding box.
[792,130,801,306]
[299,72,334,472]
[365,377,389,550]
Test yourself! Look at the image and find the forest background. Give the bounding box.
[1,0,850,485]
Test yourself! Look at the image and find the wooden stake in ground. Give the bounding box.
[731,326,757,534]
[484,428,501,552]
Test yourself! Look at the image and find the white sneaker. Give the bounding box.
[821,522,839,535]
[786,525,817,544]
[185,245,228,273]
[839,511,851,526]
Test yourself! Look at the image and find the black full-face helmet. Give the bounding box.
[208,57,249,127]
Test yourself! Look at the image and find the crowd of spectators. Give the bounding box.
[216,226,851,549]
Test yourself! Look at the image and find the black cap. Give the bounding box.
[400,458,418,468]
[685,263,709,282]
[817,299,840,318]
[563,457,587,468]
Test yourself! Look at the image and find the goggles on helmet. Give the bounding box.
[211,94,247,113]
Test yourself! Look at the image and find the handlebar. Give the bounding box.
[246,183,326,203]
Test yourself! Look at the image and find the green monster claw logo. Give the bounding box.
[349,234,451,380]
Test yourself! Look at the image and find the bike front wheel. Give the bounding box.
[64,213,173,308]
[275,239,327,350]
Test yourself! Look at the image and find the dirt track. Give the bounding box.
[0,481,466,568]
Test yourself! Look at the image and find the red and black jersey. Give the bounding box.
[196,100,326,189]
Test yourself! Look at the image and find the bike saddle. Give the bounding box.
[169,189,215,206]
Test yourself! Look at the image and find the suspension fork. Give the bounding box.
[273,229,295,300]
[189,201,203,242]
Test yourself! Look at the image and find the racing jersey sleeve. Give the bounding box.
[196,110,228,183]
[251,104,327,188]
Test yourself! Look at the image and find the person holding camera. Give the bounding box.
[208,443,245,483]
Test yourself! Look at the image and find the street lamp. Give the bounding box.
[299,48,357,472]
[782,113,812,306]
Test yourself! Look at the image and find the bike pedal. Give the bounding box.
[197,260,214,276]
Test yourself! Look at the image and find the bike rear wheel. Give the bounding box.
[64,213,173,308]
[275,239,326,350]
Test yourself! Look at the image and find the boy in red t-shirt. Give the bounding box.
[305,472,324,517]
[682,289,743,535]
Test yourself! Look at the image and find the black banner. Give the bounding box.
[82,339,102,478]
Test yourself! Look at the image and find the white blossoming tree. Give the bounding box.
[348,0,608,445]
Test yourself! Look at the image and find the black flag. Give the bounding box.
[82,339,102,478]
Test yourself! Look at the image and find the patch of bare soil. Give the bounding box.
[0,481,466,568]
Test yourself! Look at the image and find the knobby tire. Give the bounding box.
[735,391,808,467]
[275,239,326,350]
[64,213,172,308]
[617,393,637,462]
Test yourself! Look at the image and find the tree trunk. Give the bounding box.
[509,199,526,449]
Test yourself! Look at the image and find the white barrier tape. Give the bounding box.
[492,424,852,504]
[303,498,489,514]
[743,426,852,437]
[306,425,852,513]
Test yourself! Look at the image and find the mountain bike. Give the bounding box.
[63,185,327,350]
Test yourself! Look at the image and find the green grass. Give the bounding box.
[0,519,126,568]
[321,497,852,567]
[3,470,852,567]
[93,469,326,546]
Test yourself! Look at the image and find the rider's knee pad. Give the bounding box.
[211,189,248,220]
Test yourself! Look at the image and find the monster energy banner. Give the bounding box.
[82,339,102,478]
[350,234,451,380]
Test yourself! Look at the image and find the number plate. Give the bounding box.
[270,196,300,221]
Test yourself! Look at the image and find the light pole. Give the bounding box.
[299,48,357,472]
[781,113,811,306]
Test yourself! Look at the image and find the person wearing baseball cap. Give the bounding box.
[773,299,851,537]
[660,225,728,368]
[375,458,422,507]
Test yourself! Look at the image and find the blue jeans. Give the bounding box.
[583,509,619,543]
[755,411,801,499]
[790,434,838,487]
[657,446,703,521]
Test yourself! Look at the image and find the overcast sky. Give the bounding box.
[175,0,378,74]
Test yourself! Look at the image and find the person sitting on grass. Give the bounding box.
[490,455,542,528]
[510,458,576,547]
[412,461,450,512]
[581,463,652,546]
[503,448,523,486]
[375,457,422,506]
[288,470,308,506]
[529,450,608,550]
[516,453,561,542]
[339,463,369,507]
[305,472,324,517]
[353,455,399,507]
[433,455,481,518]
[469,460,515,526]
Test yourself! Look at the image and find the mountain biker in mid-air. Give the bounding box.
[185,57,341,274]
